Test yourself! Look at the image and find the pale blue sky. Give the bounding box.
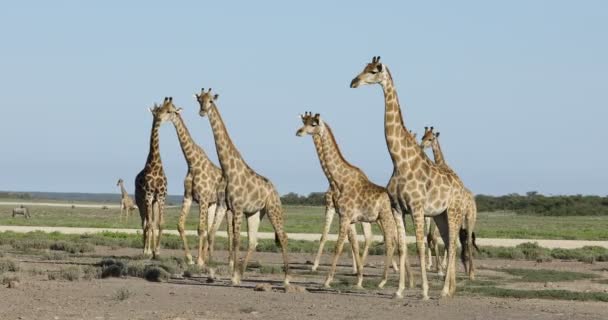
[1,1,606,196]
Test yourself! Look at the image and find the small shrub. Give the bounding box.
[113,287,133,301]
[1,274,20,285]
[259,264,282,274]
[100,259,126,278]
[0,258,20,273]
[49,241,94,254]
[144,266,170,282]
[183,264,204,278]
[60,266,82,281]
[49,266,82,281]
[83,265,101,280]
[126,260,147,278]
[42,251,69,260]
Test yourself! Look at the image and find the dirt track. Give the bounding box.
[1,225,607,249]
[1,247,607,320]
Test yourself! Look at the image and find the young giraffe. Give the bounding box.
[296,112,410,289]
[154,99,231,266]
[195,88,289,285]
[351,56,468,299]
[116,178,136,221]
[420,126,479,280]
[411,133,445,274]
[313,188,374,274]
[134,97,170,258]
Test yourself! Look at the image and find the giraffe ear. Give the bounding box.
[148,107,154,113]
[213,94,219,100]
[175,107,183,113]
[436,132,440,138]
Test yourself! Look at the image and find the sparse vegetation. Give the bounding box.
[48,266,82,281]
[1,274,20,285]
[497,268,599,282]
[0,258,20,273]
[462,286,608,302]
[144,266,170,282]
[113,287,133,301]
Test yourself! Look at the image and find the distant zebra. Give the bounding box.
[12,205,30,219]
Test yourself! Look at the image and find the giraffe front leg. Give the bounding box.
[378,209,396,289]
[349,224,359,275]
[324,217,350,288]
[231,210,244,285]
[265,195,290,286]
[347,222,364,289]
[225,209,235,271]
[143,197,155,257]
[177,195,194,264]
[196,202,211,267]
[312,205,335,271]
[153,198,166,259]
[392,211,407,298]
[241,211,260,275]
[411,209,430,300]
[361,222,373,269]
[208,204,226,263]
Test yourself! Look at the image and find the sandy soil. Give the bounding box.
[1,246,608,320]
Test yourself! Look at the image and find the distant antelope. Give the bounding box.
[12,205,30,219]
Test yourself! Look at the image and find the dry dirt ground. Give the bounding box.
[1,246,607,320]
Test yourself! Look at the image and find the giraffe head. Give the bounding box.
[350,56,389,88]
[149,97,182,122]
[116,178,124,187]
[295,111,325,137]
[420,126,439,149]
[195,88,219,117]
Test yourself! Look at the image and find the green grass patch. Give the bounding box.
[2,204,608,240]
[480,242,608,263]
[497,268,599,282]
[462,286,608,302]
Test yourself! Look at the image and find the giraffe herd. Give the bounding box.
[120,56,477,300]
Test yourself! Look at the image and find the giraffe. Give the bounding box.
[134,97,170,258]
[312,188,374,274]
[351,56,468,299]
[195,88,289,285]
[296,112,410,289]
[116,179,136,221]
[420,126,479,279]
[154,99,231,266]
[410,134,445,274]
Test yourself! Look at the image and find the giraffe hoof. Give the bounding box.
[422,295,430,301]
[392,292,404,299]
[323,281,332,288]
[355,284,363,290]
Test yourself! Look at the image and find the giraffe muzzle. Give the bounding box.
[350,78,360,88]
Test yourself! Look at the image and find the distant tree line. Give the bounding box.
[475,192,608,216]
[3,190,607,216]
[281,191,608,216]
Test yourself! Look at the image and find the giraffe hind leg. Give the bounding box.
[265,194,290,286]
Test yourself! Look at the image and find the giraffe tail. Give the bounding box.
[472,231,480,253]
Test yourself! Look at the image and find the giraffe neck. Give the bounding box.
[312,134,338,189]
[381,69,427,167]
[431,139,446,166]
[171,114,211,166]
[206,105,248,175]
[119,183,129,198]
[145,118,163,167]
[317,123,364,188]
